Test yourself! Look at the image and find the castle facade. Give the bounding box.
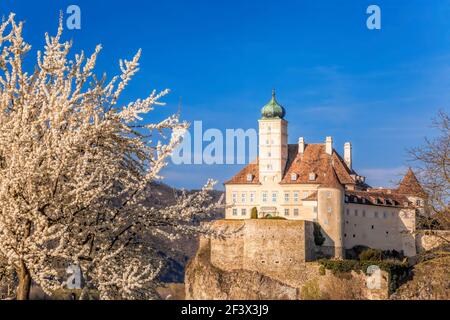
[224,91,426,257]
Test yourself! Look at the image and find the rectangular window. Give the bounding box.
[293,192,299,203]
[313,206,318,213]
[327,207,332,214]
[249,192,255,203]
[383,212,387,219]
[284,209,289,216]
[327,191,332,199]
[303,191,309,199]
[294,209,299,216]
[272,192,277,203]
[232,209,238,216]
[284,193,289,203]
[354,209,358,217]
[241,209,246,216]
[232,192,237,204]
[241,192,246,203]
[374,212,379,218]
[346,209,350,216]
[262,192,268,203]
[362,210,366,217]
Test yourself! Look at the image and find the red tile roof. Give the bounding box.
[225,143,359,187]
[396,168,427,197]
[223,159,260,184]
[345,190,413,208]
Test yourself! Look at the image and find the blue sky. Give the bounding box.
[1,0,449,190]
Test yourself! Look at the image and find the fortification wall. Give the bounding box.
[208,219,315,285]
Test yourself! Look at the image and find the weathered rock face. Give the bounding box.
[185,238,299,300]
[391,256,450,300]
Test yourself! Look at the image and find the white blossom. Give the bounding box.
[0,13,224,300]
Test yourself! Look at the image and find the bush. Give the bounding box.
[313,223,326,246]
[359,248,383,262]
[301,279,322,300]
[319,258,410,293]
[251,207,258,219]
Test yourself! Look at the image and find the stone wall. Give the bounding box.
[209,219,315,284]
[186,232,390,300]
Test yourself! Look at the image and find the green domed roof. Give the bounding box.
[261,90,286,119]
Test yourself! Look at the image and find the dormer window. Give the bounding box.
[291,173,298,181]
[345,196,349,202]
[246,174,253,182]
[308,172,316,181]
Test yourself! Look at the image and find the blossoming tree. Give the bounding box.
[0,13,222,300]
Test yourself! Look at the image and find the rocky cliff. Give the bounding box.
[185,220,390,300]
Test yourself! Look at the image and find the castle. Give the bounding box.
[224,91,427,258]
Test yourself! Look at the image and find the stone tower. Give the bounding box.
[317,164,345,259]
[258,90,288,184]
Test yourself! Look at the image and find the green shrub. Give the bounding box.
[301,279,322,300]
[359,248,383,262]
[313,223,326,246]
[319,258,410,292]
[250,207,258,219]
[319,265,326,276]
[264,215,286,220]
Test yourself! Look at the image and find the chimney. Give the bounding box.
[298,137,305,154]
[325,136,333,155]
[344,142,352,170]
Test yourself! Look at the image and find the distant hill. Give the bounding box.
[143,182,224,283]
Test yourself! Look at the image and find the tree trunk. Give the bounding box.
[16,262,31,300]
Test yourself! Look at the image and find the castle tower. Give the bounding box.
[317,164,345,259]
[258,90,288,184]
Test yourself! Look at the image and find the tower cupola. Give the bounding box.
[261,89,286,119]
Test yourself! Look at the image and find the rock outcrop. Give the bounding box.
[185,239,299,300]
